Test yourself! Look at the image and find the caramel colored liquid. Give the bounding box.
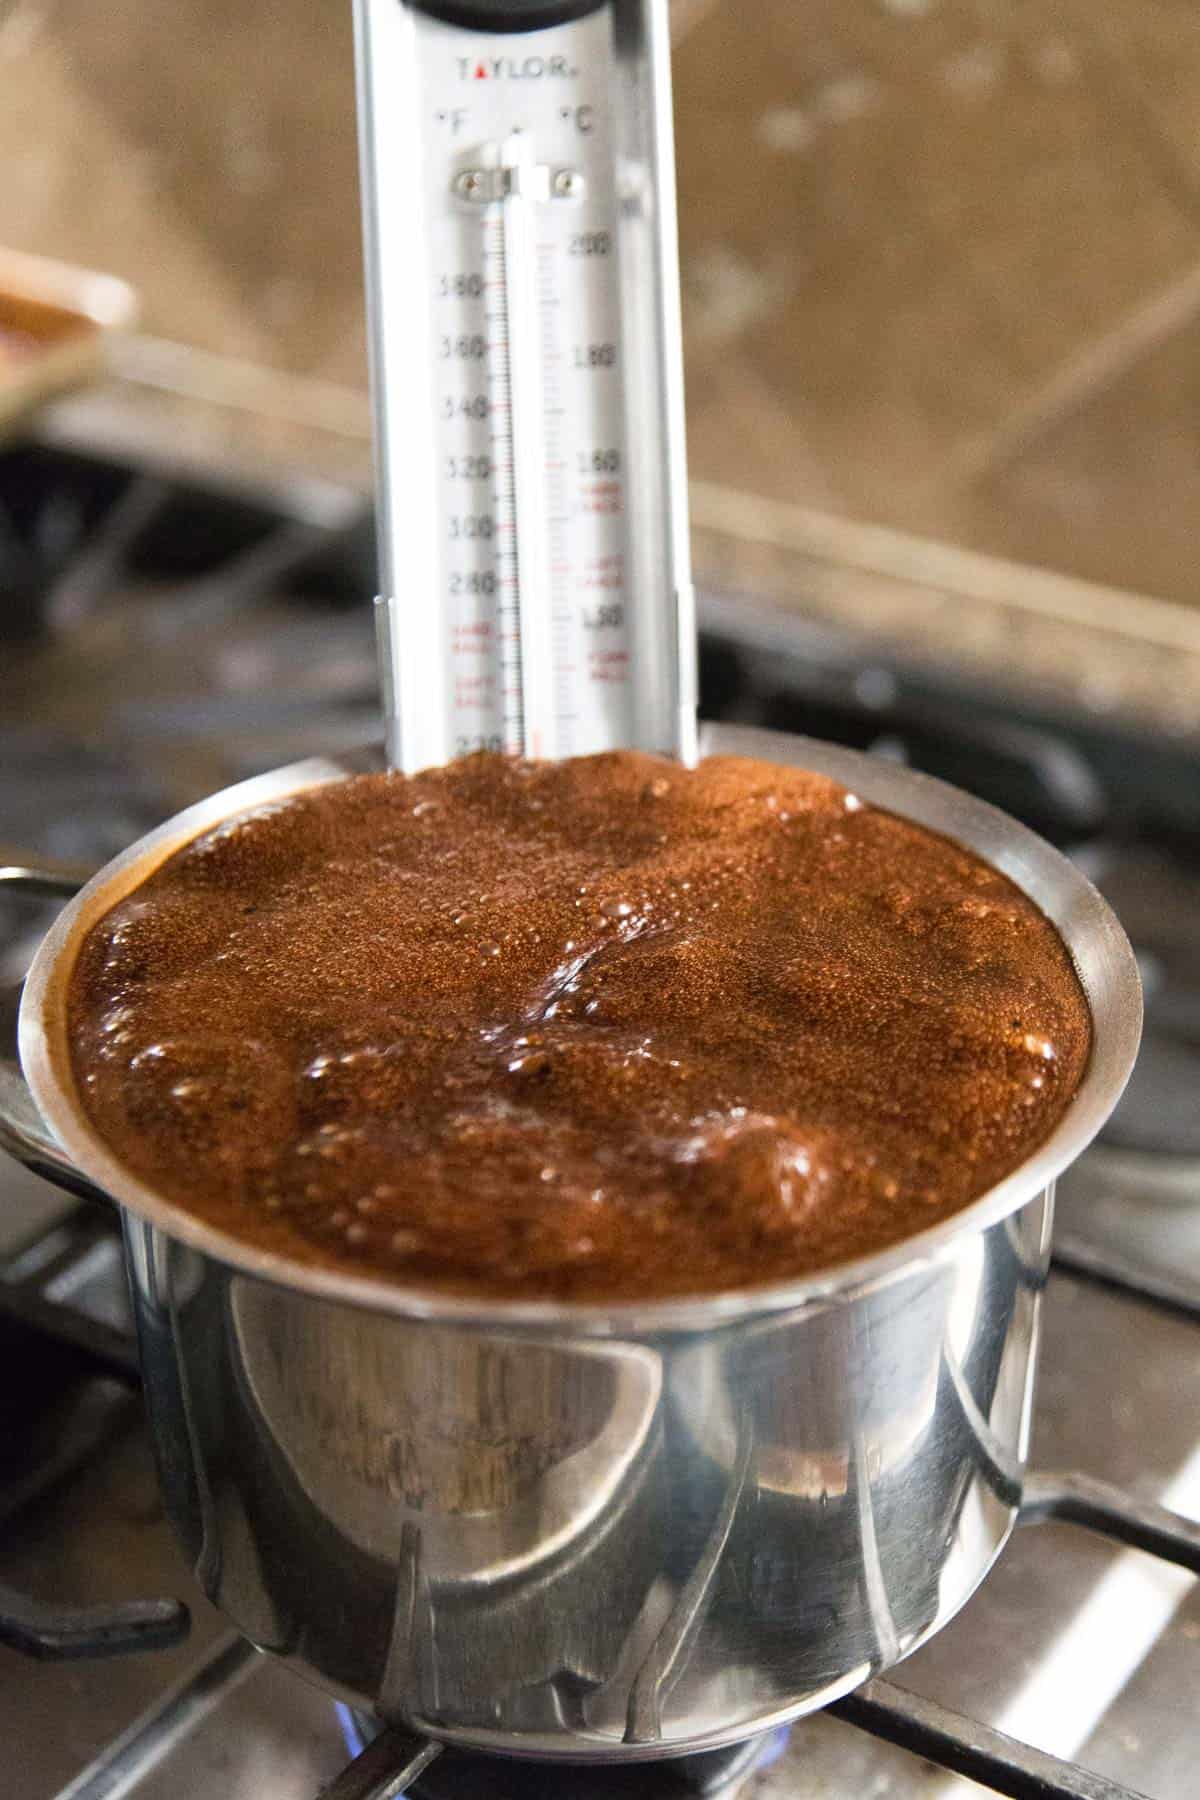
[68,753,1090,1300]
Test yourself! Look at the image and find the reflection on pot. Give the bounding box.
[125,1189,1049,1750]
[646,1192,1050,1727]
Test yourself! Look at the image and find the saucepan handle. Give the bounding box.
[0,858,112,1205]
[0,858,95,899]
[0,858,192,1659]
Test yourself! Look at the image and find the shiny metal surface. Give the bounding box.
[113,1192,1051,1755]
[11,727,1141,1758]
[354,0,696,770]
[615,0,698,765]
[6,1269,1198,1798]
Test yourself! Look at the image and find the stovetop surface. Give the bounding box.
[1,436,1199,1797]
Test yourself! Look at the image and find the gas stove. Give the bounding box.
[1,434,1199,1798]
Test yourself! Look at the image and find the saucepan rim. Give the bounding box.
[18,724,1142,1335]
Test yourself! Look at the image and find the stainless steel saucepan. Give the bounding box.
[0,724,1141,1768]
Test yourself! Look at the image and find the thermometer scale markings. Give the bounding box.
[464,146,584,760]
[541,241,575,750]
[498,139,554,761]
[482,215,524,753]
[431,40,631,756]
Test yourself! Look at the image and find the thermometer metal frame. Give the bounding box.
[353,0,695,771]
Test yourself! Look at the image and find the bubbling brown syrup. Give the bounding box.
[67,752,1091,1300]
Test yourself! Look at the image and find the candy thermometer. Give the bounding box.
[352,0,695,771]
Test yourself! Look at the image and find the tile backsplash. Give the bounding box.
[5,0,1200,612]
